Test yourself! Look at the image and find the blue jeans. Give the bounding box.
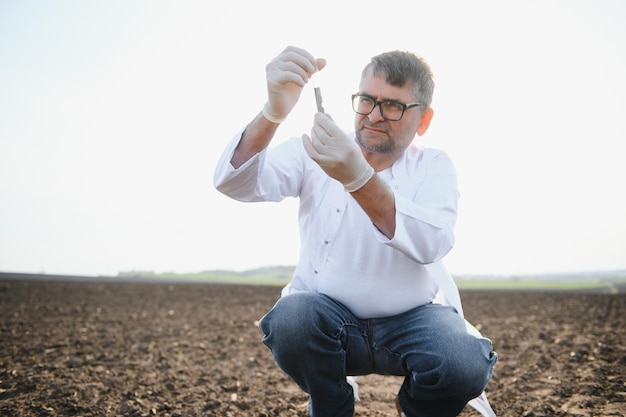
[259,292,497,417]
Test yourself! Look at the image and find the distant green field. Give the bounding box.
[117,268,293,286]
[116,268,626,293]
[2,269,624,293]
[454,279,612,291]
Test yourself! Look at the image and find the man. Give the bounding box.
[214,45,497,417]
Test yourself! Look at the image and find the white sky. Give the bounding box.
[1,0,625,277]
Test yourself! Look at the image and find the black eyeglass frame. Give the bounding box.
[351,93,422,121]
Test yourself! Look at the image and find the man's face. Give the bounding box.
[354,72,427,156]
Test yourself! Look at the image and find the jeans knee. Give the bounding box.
[259,292,322,350]
[448,338,497,399]
[406,337,496,401]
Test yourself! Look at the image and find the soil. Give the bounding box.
[1,277,625,416]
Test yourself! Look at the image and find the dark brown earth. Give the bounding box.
[1,277,625,416]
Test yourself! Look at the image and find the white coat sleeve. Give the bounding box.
[378,150,459,265]
[213,132,305,202]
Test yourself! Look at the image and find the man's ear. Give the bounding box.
[417,108,434,136]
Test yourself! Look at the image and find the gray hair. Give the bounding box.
[361,50,435,108]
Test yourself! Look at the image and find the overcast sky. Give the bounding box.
[1,0,625,277]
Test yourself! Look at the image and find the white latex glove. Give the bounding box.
[302,113,375,192]
[262,46,326,123]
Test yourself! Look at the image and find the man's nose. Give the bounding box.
[367,104,386,122]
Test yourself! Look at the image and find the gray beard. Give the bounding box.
[355,132,398,154]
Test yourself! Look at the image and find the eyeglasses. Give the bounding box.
[351,94,422,121]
